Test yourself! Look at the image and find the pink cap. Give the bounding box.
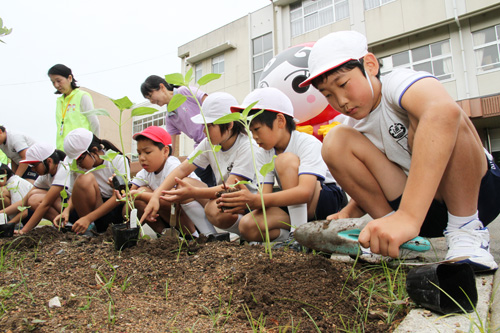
[133,126,172,146]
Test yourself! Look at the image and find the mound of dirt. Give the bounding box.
[0,226,408,332]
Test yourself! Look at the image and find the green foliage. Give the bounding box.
[167,94,187,112]
[0,17,12,44]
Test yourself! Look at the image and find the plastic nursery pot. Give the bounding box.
[0,222,16,238]
[406,263,477,314]
[112,223,140,251]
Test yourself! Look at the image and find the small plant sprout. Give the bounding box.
[163,70,230,188]
[82,96,157,229]
[214,103,277,258]
[0,17,12,44]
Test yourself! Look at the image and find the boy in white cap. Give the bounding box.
[128,126,214,237]
[218,87,347,248]
[300,30,500,271]
[15,143,70,234]
[140,92,260,236]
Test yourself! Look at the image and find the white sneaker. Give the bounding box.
[444,219,498,272]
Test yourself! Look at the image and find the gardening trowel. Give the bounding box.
[294,218,431,255]
[166,203,178,238]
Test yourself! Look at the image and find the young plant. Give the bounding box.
[82,97,157,226]
[214,104,276,258]
[163,70,229,188]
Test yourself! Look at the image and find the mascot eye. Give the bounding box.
[258,81,269,88]
[292,75,309,94]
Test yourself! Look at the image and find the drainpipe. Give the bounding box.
[453,0,470,98]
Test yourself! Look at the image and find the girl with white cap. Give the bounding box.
[15,142,70,234]
[56,128,129,234]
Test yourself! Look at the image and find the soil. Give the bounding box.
[0,226,409,332]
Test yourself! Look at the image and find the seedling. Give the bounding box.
[82,97,156,235]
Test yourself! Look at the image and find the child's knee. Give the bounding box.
[74,172,97,189]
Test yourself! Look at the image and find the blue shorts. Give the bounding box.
[389,154,500,237]
[70,196,123,233]
[22,166,38,181]
[279,183,348,221]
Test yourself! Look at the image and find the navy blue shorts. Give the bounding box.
[70,196,123,233]
[389,154,500,237]
[279,183,348,221]
[195,164,216,187]
[22,166,38,181]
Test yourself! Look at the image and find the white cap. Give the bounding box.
[20,142,55,164]
[64,128,93,162]
[191,92,238,124]
[299,30,368,88]
[230,87,295,119]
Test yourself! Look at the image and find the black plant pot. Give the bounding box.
[406,263,477,314]
[0,223,16,238]
[112,223,140,251]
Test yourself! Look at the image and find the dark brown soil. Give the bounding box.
[0,226,409,332]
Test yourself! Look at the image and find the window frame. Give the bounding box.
[472,24,500,74]
[252,32,274,89]
[211,54,225,74]
[290,0,349,38]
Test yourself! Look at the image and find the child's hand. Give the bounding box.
[140,199,160,224]
[215,186,257,213]
[72,216,92,234]
[53,211,69,228]
[358,211,421,258]
[160,177,192,203]
[107,174,116,187]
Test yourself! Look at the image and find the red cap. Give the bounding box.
[133,126,172,146]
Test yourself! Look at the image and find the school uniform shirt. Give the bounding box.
[87,152,129,199]
[165,86,206,147]
[188,133,260,192]
[259,130,335,188]
[5,175,33,220]
[0,130,36,165]
[343,68,434,175]
[131,156,200,191]
[34,161,72,194]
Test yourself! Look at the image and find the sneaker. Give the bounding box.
[444,219,498,272]
[272,232,305,252]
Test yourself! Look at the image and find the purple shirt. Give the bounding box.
[165,86,206,146]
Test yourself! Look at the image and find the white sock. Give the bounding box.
[447,211,479,230]
[192,230,199,238]
[273,229,290,242]
[222,214,242,235]
[288,203,307,233]
[181,201,216,235]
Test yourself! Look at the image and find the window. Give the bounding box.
[290,0,349,38]
[472,24,500,73]
[195,63,202,83]
[364,0,394,10]
[211,54,224,74]
[380,39,454,81]
[252,33,274,88]
[131,111,166,161]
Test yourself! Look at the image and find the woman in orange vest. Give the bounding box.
[48,64,100,151]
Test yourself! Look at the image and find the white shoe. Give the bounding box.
[444,219,498,272]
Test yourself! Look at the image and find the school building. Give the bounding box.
[134,0,500,165]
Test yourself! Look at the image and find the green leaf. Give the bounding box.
[84,164,106,174]
[185,67,193,85]
[101,150,119,161]
[60,188,68,200]
[197,73,221,86]
[112,96,134,111]
[242,102,260,119]
[188,150,203,163]
[167,94,187,112]
[131,107,157,117]
[213,113,241,124]
[213,145,221,153]
[232,180,250,187]
[260,155,276,177]
[82,108,110,117]
[164,73,185,86]
[17,206,30,212]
